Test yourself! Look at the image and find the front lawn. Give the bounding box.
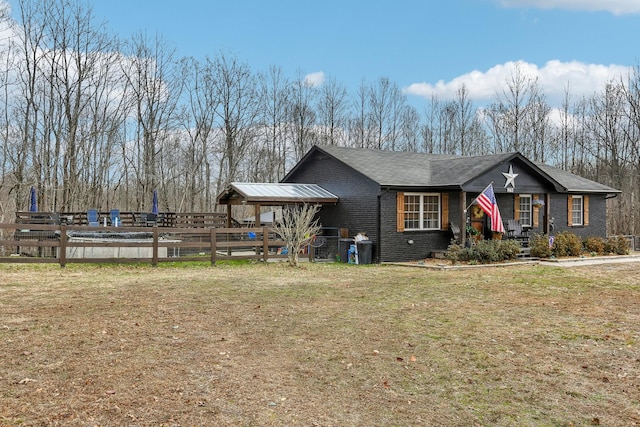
[1,262,638,426]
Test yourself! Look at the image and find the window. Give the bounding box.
[403,193,440,230]
[571,195,583,226]
[518,194,532,227]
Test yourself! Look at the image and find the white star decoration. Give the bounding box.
[502,165,518,188]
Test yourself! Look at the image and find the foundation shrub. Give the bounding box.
[497,239,522,260]
[529,233,552,258]
[604,235,630,255]
[552,231,582,257]
[447,239,522,264]
[583,236,605,255]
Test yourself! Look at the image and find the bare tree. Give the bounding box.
[348,79,374,149]
[486,62,536,154]
[438,101,456,154]
[398,105,421,152]
[624,65,640,235]
[0,16,15,221]
[178,57,218,211]
[453,84,475,155]
[586,81,634,234]
[9,0,47,212]
[420,94,441,153]
[525,81,552,162]
[556,84,574,169]
[288,70,318,161]
[7,0,119,212]
[121,32,181,211]
[210,52,260,198]
[316,75,348,146]
[257,65,290,182]
[368,77,406,150]
[271,204,321,267]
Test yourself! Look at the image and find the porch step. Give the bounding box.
[518,246,531,258]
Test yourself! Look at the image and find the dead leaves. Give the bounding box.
[370,350,419,391]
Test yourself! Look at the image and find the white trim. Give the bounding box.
[572,195,584,226]
[519,194,532,227]
[404,192,441,231]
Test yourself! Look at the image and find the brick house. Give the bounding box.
[281,145,620,263]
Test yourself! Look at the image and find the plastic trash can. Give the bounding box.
[339,238,353,263]
[357,241,374,264]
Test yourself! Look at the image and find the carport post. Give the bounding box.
[460,191,467,247]
[59,224,67,268]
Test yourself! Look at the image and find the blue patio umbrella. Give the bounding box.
[152,189,158,215]
[29,186,37,212]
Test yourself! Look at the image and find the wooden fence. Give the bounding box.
[0,223,303,266]
[15,211,233,228]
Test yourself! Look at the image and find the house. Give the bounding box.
[281,145,621,263]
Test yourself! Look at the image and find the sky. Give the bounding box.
[5,0,640,108]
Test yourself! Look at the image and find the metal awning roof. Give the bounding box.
[217,182,339,205]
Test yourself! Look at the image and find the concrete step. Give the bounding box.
[518,247,531,258]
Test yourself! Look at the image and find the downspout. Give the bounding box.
[460,191,466,247]
[545,193,551,234]
[377,193,382,263]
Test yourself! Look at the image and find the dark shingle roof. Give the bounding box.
[534,163,620,193]
[312,145,619,194]
[315,145,514,187]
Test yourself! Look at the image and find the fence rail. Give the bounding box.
[0,223,302,266]
[14,211,234,228]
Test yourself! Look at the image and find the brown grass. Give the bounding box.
[1,261,639,426]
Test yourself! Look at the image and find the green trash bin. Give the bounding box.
[356,241,374,264]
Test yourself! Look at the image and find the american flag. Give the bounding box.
[476,184,505,233]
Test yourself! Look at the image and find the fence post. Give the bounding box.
[152,227,159,267]
[263,227,269,263]
[210,229,217,266]
[59,224,67,268]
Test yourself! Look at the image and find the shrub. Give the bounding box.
[474,239,502,263]
[529,233,552,258]
[552,231,582,257]
[497,239,522,260]
[446,239,522,264]
[446,242,464,264]
[583,236,605,255]
[604,235,630,255]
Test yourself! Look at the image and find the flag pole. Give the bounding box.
[465,182,493,212]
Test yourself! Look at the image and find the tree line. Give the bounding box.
[0,0,639,235]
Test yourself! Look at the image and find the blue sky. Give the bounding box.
[8,0,640,107]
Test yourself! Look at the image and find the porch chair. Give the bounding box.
[134,212,147,226]
[505,219,529,245]
[449,222,461,244]
[145,212,157,227]
[110,209,121,227]
[87,209,100,227]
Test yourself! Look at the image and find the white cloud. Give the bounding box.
[404,60,632,104]
[304,71,325,88]
[495,0,640,15]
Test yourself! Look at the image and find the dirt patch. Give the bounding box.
[1,262,639,426]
